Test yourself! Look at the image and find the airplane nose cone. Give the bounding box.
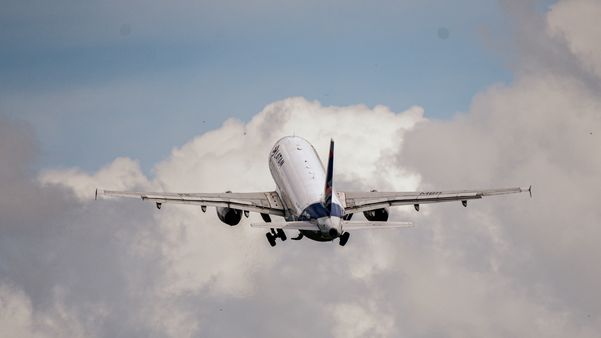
[329,228,339,237]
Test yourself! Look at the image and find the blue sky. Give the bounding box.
[1,0,533,172]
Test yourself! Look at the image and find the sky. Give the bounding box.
[0,0,517,172]
[2,0,601,337]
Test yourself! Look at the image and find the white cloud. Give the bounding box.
[40,157,150,201]
[0,285,88,338]
[548,0,601,78]
[329,301,395,338]
[0,285,40,338]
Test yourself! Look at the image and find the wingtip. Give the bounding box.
[95,189,98,200]
[520,186,532,198]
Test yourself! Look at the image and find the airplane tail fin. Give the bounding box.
[324,139,334,215]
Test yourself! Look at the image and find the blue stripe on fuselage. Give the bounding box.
[299,202,344,220]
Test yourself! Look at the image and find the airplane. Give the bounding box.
[95,136,531,247]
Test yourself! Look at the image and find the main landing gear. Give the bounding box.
[338,232,350,247]
[265,228,287,247]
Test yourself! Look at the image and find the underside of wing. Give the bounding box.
[96,189,286,216]
[338,186,531,214]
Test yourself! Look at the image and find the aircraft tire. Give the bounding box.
[276,229,287,241]
[339,232,350,246]
[266,233,277,247]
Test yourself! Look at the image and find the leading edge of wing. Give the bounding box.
[341,186,531,213]
[96,189,286,216]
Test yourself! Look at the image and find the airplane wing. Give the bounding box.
[338,186,531,214]
[96,189,286,217]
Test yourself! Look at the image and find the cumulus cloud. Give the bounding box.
[399,0,601,334]
[3,0,601,337]
[40,157,150,201]
[548,0,601,77]
[329,302,395,338]
[0,116,162,337]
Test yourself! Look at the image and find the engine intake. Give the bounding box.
[363,208,389,222]
[216,207,242,226]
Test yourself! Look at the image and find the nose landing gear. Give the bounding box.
[265,228,287,247]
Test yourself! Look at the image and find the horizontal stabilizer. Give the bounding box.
[251,221,413,231]
[250,221,319,231]
[342,221,414,230]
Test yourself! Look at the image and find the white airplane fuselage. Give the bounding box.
[268,136,344,241]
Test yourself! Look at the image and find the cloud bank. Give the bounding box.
[2,0,601,337]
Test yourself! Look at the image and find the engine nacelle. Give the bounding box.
[363,208,389,222]
[216,207,242,226]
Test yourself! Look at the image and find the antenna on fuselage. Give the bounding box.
[324,139,335,215]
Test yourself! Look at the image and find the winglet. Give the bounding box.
[528,185,533,198]
[95,189,98,200]
[324,139,334,214]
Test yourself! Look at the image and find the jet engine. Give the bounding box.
[216,207,242,226]
[363,208,389,222]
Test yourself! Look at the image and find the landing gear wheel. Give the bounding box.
[276,229,287,241]
[339,232,350,246]
[266,232,276,247]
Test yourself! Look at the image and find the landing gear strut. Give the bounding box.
[339,232,350,246]
[265,228,287,247]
